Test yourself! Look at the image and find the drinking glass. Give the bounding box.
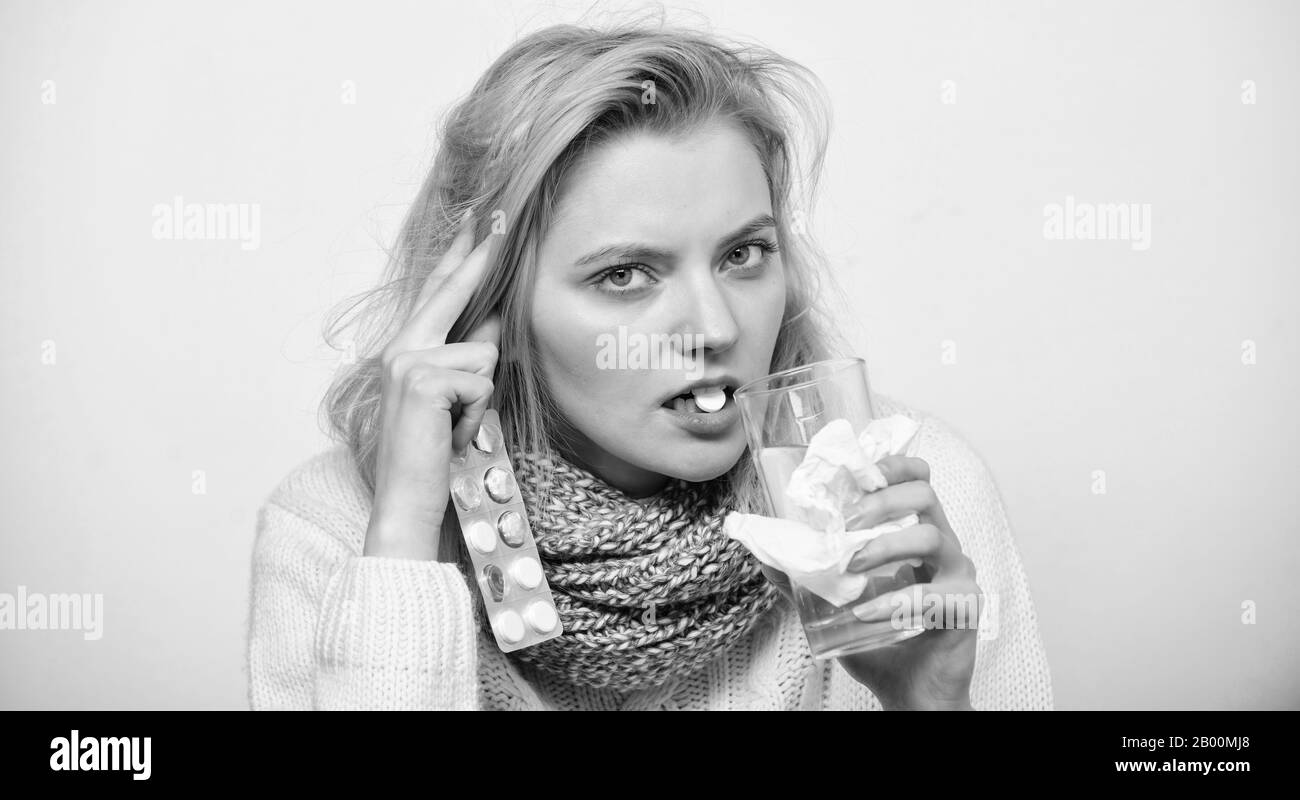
[734,357,925,658]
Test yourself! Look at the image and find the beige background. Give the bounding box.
[1,0,1296,709]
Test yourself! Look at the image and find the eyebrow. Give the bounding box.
[572,213,777,268]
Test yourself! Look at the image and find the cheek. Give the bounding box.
[534,320,592,388]
[750,265,788,343]
[531,315,629,412]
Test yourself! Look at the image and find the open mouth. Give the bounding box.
[662,385,733,414]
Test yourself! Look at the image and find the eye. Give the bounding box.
[725,240,779,269]
[594,264,655,295]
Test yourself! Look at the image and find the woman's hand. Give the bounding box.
[759,455,981,710]
[363,211,501,561]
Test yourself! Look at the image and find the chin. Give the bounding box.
[656,440,746,484]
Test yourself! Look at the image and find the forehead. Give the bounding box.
[545,121,771,251]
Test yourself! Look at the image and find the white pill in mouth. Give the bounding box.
[691,386,727,413]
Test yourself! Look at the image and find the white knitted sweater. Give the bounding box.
[246,393,1054,710]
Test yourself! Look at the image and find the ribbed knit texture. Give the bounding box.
[505,448,781,692]
[245,392,1055,710]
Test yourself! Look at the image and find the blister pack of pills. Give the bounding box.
[448,408,563,653]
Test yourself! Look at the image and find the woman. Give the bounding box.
[246,18,1054,710]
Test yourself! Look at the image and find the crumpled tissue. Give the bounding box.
[724,414,924,607]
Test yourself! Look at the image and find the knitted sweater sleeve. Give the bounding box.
[246,455,482,710]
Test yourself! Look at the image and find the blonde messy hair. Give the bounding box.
[321,10,850,522]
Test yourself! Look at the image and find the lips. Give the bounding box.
[661,385,732,411]
[660,385,741,434]
[658,375,743,408]
[664,386,734,413]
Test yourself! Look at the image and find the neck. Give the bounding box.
[557,442,671,500]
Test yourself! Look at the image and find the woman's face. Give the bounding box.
[530,119,787,498]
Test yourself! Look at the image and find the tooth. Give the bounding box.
[691,386,726,413]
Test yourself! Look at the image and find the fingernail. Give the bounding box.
[852,596,893,622]
[805,608,856,631]
[848,540,881,571]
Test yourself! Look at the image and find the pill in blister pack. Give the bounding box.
[448,408,563,653]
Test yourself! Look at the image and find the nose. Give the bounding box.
[675,266,740,358]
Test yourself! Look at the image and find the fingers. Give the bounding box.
[850,579,985,631]
[846,479,939,530]
[463,310,503,349]
[405,210,497,347]
[871,456,958,535]
[380,341,500,436]
[449,377,494,458]
[413,209,476,309]
[394,364,495,456]
[915,486,957,544]
[847,523,972,576]
[875,455,930,484]
[383,341,500,385]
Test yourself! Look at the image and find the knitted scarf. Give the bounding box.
[492,447,783,694]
